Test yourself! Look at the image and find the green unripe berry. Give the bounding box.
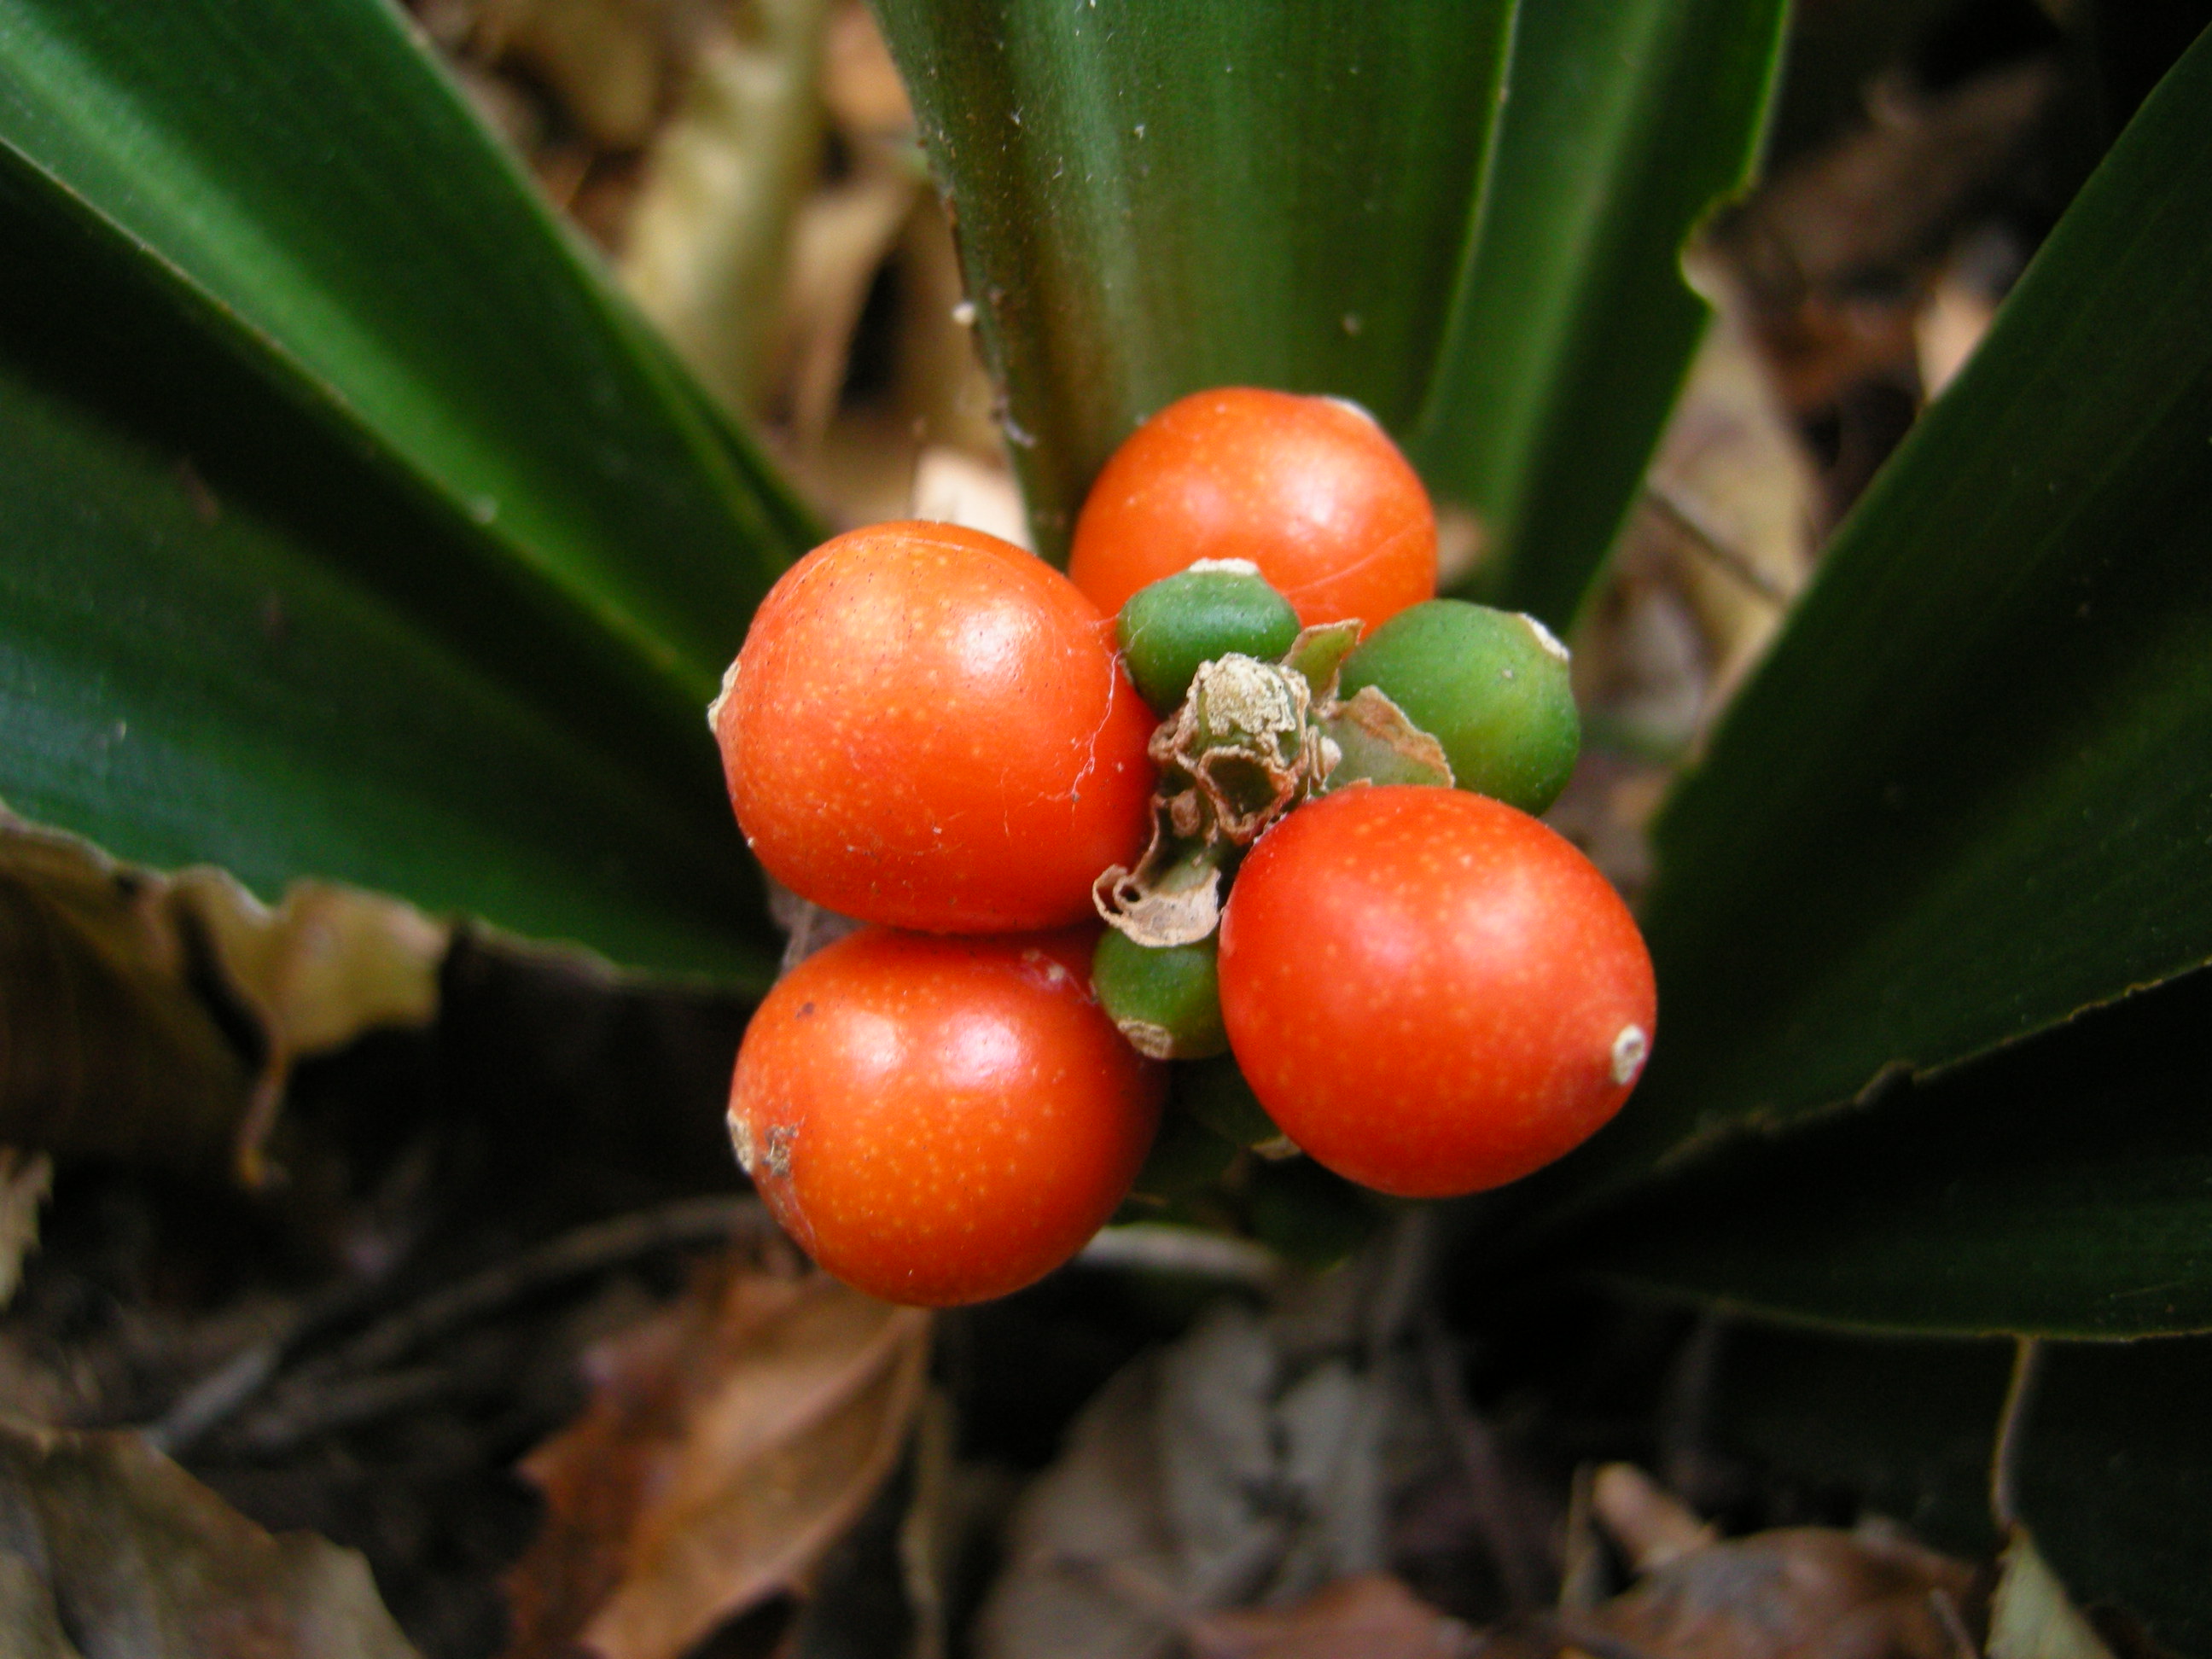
[1092,930,1230,1059]
[1116,562,1302,713]
[1338,599,1580,814]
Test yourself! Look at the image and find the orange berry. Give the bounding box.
[1218,787,1655,1196]
[716,521,1155,933]
[729,927,1165,1306]
[1068,387,1436,632]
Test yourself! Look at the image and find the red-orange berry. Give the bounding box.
[1068,387,1436,632]
[729,927,1165,1306]
[715,521,1155,933]
[1217,786,1655,1197]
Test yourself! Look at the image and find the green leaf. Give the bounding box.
[0,171,775,984]
[0,0,815,704]
[870,0,1516,560]
[1567,967,2212,1338]
[1708,1327,2212,1654]
[1409,0,1787,627]
[1538,26,2212,1214]
[0,0,821,979]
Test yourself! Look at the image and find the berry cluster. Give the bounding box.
[713,388,1654,1307]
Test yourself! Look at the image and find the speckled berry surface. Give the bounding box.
[728,927,1164,1307]
[716,521,1155,933]
[1068,388,1436,632]
[1217,786,1656,1197]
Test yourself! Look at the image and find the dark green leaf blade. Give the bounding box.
[1540,25,2212,1213]
[0,0,815,703]
[870,0,1516,560]
[1410,0,1787,627]
[1568,967,2212,1338]
[0,178,776,986]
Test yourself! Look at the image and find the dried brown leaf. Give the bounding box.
[0,1150,50,1312]
[0,1552,79,1659]
[1186,1574,1473,1659]
[1646,263,1818,707]
[1592,1463,1718,1575]
[504,1260,930,1659]
[620,0,834,416]
[1709,60,2056,422]
[821,0,911,137]
[1583,1523,1978,1659]
[1988,1527,2115,1659]
[0,1415,419,1656]
[975,1357,1173,1659]
[1913,232,2011,399]
[175,869,444,1064]
[0,813,447,1183]
[1721,62,2058,305]
[772,171,926,445]
[483,0,671,149]
[976,1302,1394,1659]
[911,447,1031,550]
[0,817,254,1178]
[885,201,1006,463]
[1092,818,1231,950]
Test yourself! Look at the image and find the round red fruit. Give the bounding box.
[729,927,1165,1307]
[1067,387,1436,632]
[1217,787,1655,1197]
[715,521,1155,933]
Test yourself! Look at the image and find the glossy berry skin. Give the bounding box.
[1068,388,1436,632]
[729,927,1165,1307]
[716,521,1155,933]
[1217,787,1655,1197]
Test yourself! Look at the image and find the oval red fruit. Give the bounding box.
[1217,786,1655,1197]
[716,521,1155,933]
[729,927,1165,1306]
[1067,387,1436,632]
